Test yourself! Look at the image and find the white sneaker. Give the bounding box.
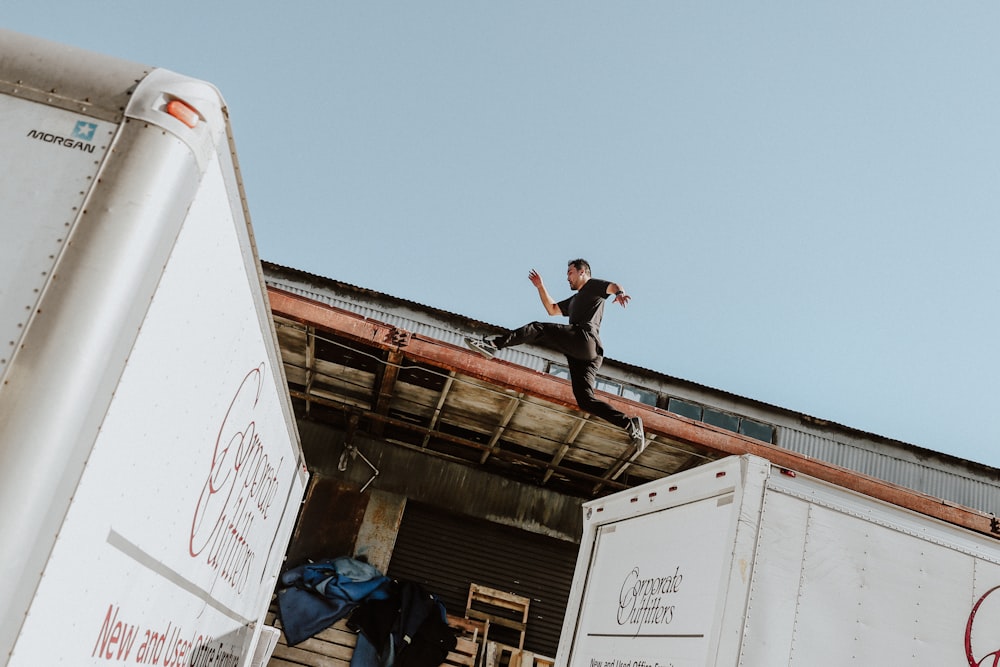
[464,336,498,359]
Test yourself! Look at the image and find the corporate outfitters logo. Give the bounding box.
[188,364,285,594]
[26,119,98,153]
[618,566,684,632]
[966,585,1000,666]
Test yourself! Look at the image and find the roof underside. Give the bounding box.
[267,287,999,540]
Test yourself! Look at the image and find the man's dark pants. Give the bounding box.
[493,322,631,430]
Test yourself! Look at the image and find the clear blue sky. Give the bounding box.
[7,3,1000,467]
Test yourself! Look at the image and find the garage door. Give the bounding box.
[387,502,578,658]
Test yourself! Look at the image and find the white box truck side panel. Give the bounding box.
[0,103,204,659]
[9,136,305,665]
[741,472,1000,665]
[557,455,1000,666]
[0,31,306,666]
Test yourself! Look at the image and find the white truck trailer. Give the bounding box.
[555,454,1000,666]
[0,30,307,667]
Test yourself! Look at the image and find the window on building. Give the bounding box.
[595,377,621,395]
[549,365,775,444]
[739,418,774,443]
[548,365,570,381]
[703,408,740,433]
[667,397,703,421]
[548,364,657,406]
[669,399,774,444]
[621,385,658,406]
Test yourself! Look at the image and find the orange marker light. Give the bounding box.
[166,99,199,128]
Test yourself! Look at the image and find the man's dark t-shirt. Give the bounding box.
[557,278,611,331]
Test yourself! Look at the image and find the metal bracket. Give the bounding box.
[338,413,380,492]
[389,326,411,347]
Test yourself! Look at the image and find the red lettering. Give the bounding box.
[163,630,193,667]
[91,604,137,661]
[189,364,286,592]
[967,585,1000,666]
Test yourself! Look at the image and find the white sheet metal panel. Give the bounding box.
[742,472,1000,665]
[735,484,810,665]
[0,95,203,662]
[0,95,113,382]
[1,31,305,666]
[8,134,305,666]
[0,28,148,122]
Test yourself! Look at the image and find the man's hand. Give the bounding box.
[528,269,544,288]
[608,282,630,308]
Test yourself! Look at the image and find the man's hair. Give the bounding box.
[568,258,591,276]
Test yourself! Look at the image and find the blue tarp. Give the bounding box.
[277,557,391,646]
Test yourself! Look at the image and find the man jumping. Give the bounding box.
[464,258,646,452]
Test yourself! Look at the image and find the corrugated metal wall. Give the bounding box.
[779,427,1000,513]
[386,502,578,658]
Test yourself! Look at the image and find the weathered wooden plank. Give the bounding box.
[265,605,359,667]
[271,643,349,667]
[446,636,479,664]
[283,635,354,660]
[269,659,308,667]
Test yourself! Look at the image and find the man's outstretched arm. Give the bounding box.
[529,269,562,315]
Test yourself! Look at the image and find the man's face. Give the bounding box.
[567,264,588,291]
